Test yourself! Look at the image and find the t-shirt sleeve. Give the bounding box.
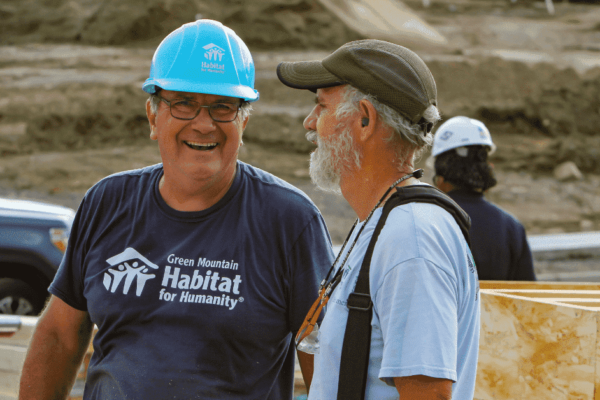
[48,194,91,311]
[374,258,458,385]
[287,213,334,334]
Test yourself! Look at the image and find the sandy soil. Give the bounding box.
[1,0,600,258]
[3,2,600,396]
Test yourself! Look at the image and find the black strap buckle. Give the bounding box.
[346,292,372,311]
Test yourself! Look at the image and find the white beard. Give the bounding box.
[306,128,361,193]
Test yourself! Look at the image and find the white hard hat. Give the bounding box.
[431,116,496,158]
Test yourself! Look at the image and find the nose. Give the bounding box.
[303,106,318,131]
[190,107,216,133]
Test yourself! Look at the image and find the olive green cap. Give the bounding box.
[277,39,437,124]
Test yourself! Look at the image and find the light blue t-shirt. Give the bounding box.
[309,200,480,400]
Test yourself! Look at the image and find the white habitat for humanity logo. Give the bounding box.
[203,43,225,61]
[103,248,158,296]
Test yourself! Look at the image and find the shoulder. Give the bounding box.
[452,191,525,230]
[375,200,468,276]
[480,196,526,230]
[84,164,161,205]
[393,201,466,247]
[238,162,321,217]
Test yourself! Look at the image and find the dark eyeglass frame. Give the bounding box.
[156,95,241,123]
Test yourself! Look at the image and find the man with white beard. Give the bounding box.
[277,40,480,400]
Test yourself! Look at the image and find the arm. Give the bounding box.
[287,214,333,393]
[512,225,536,281]
[297,350,314,392]
[19,296,93,400]
[373,259,459,389]
[394,375,453,399]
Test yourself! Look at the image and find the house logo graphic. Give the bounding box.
[103,248,158,296]
[439,130,453,141]
[203,43,225,61]
[477,125,488,139]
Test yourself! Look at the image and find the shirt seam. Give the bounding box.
[372,257,457,304]
[286,212,330,333]
[48,286,87,312]
[241,162,321,216]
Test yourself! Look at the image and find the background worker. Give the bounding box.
[431,116,536,281]
[277,39,479,400]
[19,20,333,400]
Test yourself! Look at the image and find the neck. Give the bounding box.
[340,165,417,221]
[159,165,237,212]
[340,126,418,221]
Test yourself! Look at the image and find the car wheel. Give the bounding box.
[0,278,43,316]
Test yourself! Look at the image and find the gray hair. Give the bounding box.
[336,85,440,169]
[148,92,253,122]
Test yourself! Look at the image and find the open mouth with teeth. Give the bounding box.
[184,141,218,151]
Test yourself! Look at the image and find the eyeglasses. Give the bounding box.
[157,95,241,122]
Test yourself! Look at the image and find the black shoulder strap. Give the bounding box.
[337,185,471,400]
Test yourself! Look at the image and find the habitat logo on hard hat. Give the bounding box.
[439,130,453,141]
[202,43,226,73]
[203,43,225,61]
[477,126,488,139]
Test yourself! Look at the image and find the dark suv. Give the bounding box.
[0,198,75,315]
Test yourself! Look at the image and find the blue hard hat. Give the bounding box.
[142,19,259,102]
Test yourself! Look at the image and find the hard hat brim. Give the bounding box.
[432,144,496,158]
[142,79,259,102]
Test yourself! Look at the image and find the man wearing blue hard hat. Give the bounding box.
[20,20,333,399]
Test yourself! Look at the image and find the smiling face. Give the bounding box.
[146,90,248,190]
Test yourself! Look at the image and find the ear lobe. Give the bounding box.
[240,115,249,131]
[357,99,376,142]
[146,99,158,141]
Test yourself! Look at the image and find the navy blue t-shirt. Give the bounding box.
[447,189,535,281]
[49,162,334,399]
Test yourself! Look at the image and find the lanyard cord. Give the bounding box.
[295,169,423,347]
[320,169,424,296]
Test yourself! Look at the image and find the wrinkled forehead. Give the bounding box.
[315,85,347,104]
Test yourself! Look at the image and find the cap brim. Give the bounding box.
[277,61,345,92]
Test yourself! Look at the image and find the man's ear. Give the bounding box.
[146,99,158,141]
[434,175,455,193]
[357,99,377,142]
[240,115,249,132]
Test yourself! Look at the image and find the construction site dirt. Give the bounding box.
[1,0,600,283]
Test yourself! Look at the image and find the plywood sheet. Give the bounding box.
[489,290,600,299]
[476,290,598,399]
[480,281,600,291]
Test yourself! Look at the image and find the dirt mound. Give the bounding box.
[422,57,600,173]
[0,0,361,49]
[1,54,600,175]
[427,58,600,136]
